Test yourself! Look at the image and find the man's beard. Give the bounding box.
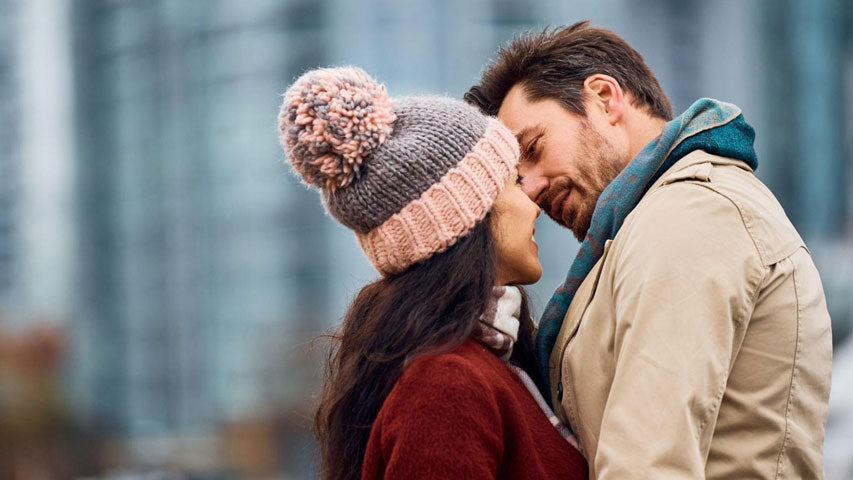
[540,122,625,241]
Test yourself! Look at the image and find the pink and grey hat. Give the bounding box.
[278,67,519,276]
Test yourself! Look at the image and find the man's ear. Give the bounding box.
[583,74,624,125]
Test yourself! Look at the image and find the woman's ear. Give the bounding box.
[583,74,625,125]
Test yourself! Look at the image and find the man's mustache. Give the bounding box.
[537,178,575,220]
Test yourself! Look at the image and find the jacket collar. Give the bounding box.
[647,149,755,195]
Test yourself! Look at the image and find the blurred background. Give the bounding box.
[0,0,851,478]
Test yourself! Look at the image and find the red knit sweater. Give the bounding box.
[361,340,588,479]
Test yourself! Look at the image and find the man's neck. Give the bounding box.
[626,113,667,162]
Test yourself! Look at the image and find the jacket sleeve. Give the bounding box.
[593,183,765,479]
[373,354,503,479]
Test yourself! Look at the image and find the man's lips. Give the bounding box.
[549,190,570,220]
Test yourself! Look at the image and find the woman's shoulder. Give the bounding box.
[382,341,503,412]
[374,341,506,434]
[398,340,502,386]
[365,342,512,479]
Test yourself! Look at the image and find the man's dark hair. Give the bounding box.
[465,21,673,120]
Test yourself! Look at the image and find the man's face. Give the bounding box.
[498,84,626,241]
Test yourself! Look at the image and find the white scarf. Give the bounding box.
[473,286,521,361]
[473,285,580,449]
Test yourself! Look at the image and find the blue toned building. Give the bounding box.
[0,0,850,478]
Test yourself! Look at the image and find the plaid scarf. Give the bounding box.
[535,98,759,403]
[473,286,579,449]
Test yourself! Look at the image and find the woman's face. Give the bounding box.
[492,174,542,286]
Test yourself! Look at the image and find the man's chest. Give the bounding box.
[549,237,620,458]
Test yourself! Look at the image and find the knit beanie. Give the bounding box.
[278,67,519,276]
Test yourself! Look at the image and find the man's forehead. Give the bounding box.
[496,84,532,130]
[497,85,554,141]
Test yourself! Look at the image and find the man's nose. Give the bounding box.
[520,172,548,204]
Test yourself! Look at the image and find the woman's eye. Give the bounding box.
[516,174,524,185]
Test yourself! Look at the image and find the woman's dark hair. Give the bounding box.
[314,213,543,480]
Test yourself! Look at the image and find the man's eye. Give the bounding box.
[525,137,540,160]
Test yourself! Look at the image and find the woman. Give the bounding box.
[279,67,587,479]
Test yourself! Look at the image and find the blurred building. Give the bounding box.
[0,0,76,323]
[0,0,851,478]
[70,0,332,475]
[0,0,18,304]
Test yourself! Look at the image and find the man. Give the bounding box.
[465,21,832,479]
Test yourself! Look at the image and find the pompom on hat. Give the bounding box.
[280,67,395,192]
[279,67,519,276]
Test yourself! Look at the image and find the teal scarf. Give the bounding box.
[535,98,759,403]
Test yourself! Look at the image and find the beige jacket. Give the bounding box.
[550,150,832,479]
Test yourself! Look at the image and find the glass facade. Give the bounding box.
[0,0,19,305]
[71,0,332,435]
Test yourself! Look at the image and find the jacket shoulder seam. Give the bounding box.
[660,180,766,263]
[635,181,764,265]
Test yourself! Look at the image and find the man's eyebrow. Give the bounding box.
[515,125,544,146]
[515,125,539,145]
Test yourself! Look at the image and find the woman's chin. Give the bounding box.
[513,265,543,286]
[529,269,543,285]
